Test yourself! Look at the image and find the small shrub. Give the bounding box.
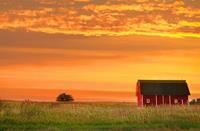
[56,93,74,102]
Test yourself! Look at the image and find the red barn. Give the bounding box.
[136,80,190,107]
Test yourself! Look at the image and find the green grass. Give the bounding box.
[0,101,200,130]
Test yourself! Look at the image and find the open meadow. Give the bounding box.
[0,101,200,131]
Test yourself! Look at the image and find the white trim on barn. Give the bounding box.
[162,95,164,105]
[174,99,178,104]
[146,99,150,103]
[141,95,143,107]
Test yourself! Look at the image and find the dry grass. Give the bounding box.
[0,100,200,130]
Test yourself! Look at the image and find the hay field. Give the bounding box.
[0,101,200,130]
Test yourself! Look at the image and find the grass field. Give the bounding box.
[0,101,200,131]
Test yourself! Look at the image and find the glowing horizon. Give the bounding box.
[0,0,200,101]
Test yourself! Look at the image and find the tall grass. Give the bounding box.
[0,101,200,130]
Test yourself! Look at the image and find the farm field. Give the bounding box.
[0,101,200,131]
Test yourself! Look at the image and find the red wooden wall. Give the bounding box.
[137,95,188,107]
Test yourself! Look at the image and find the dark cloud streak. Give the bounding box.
[1,29,200,51]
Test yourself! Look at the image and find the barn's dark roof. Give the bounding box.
[138,80,190,95]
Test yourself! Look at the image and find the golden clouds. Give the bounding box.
[0,0,200,38]
[179,21,200,27]
[74,0,90,2]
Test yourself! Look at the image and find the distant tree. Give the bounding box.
[190,98,200,105]
[190,99,196,105]
[56,93,74,102]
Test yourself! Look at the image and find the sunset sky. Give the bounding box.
[0,0,200,102]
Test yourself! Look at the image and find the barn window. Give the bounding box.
[174,99,178,104]
[146,99,150,103]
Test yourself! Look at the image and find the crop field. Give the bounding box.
[0,101,200,131]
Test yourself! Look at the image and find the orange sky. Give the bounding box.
[0,0,200,102]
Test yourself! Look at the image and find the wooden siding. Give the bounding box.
[137,94,188,107]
